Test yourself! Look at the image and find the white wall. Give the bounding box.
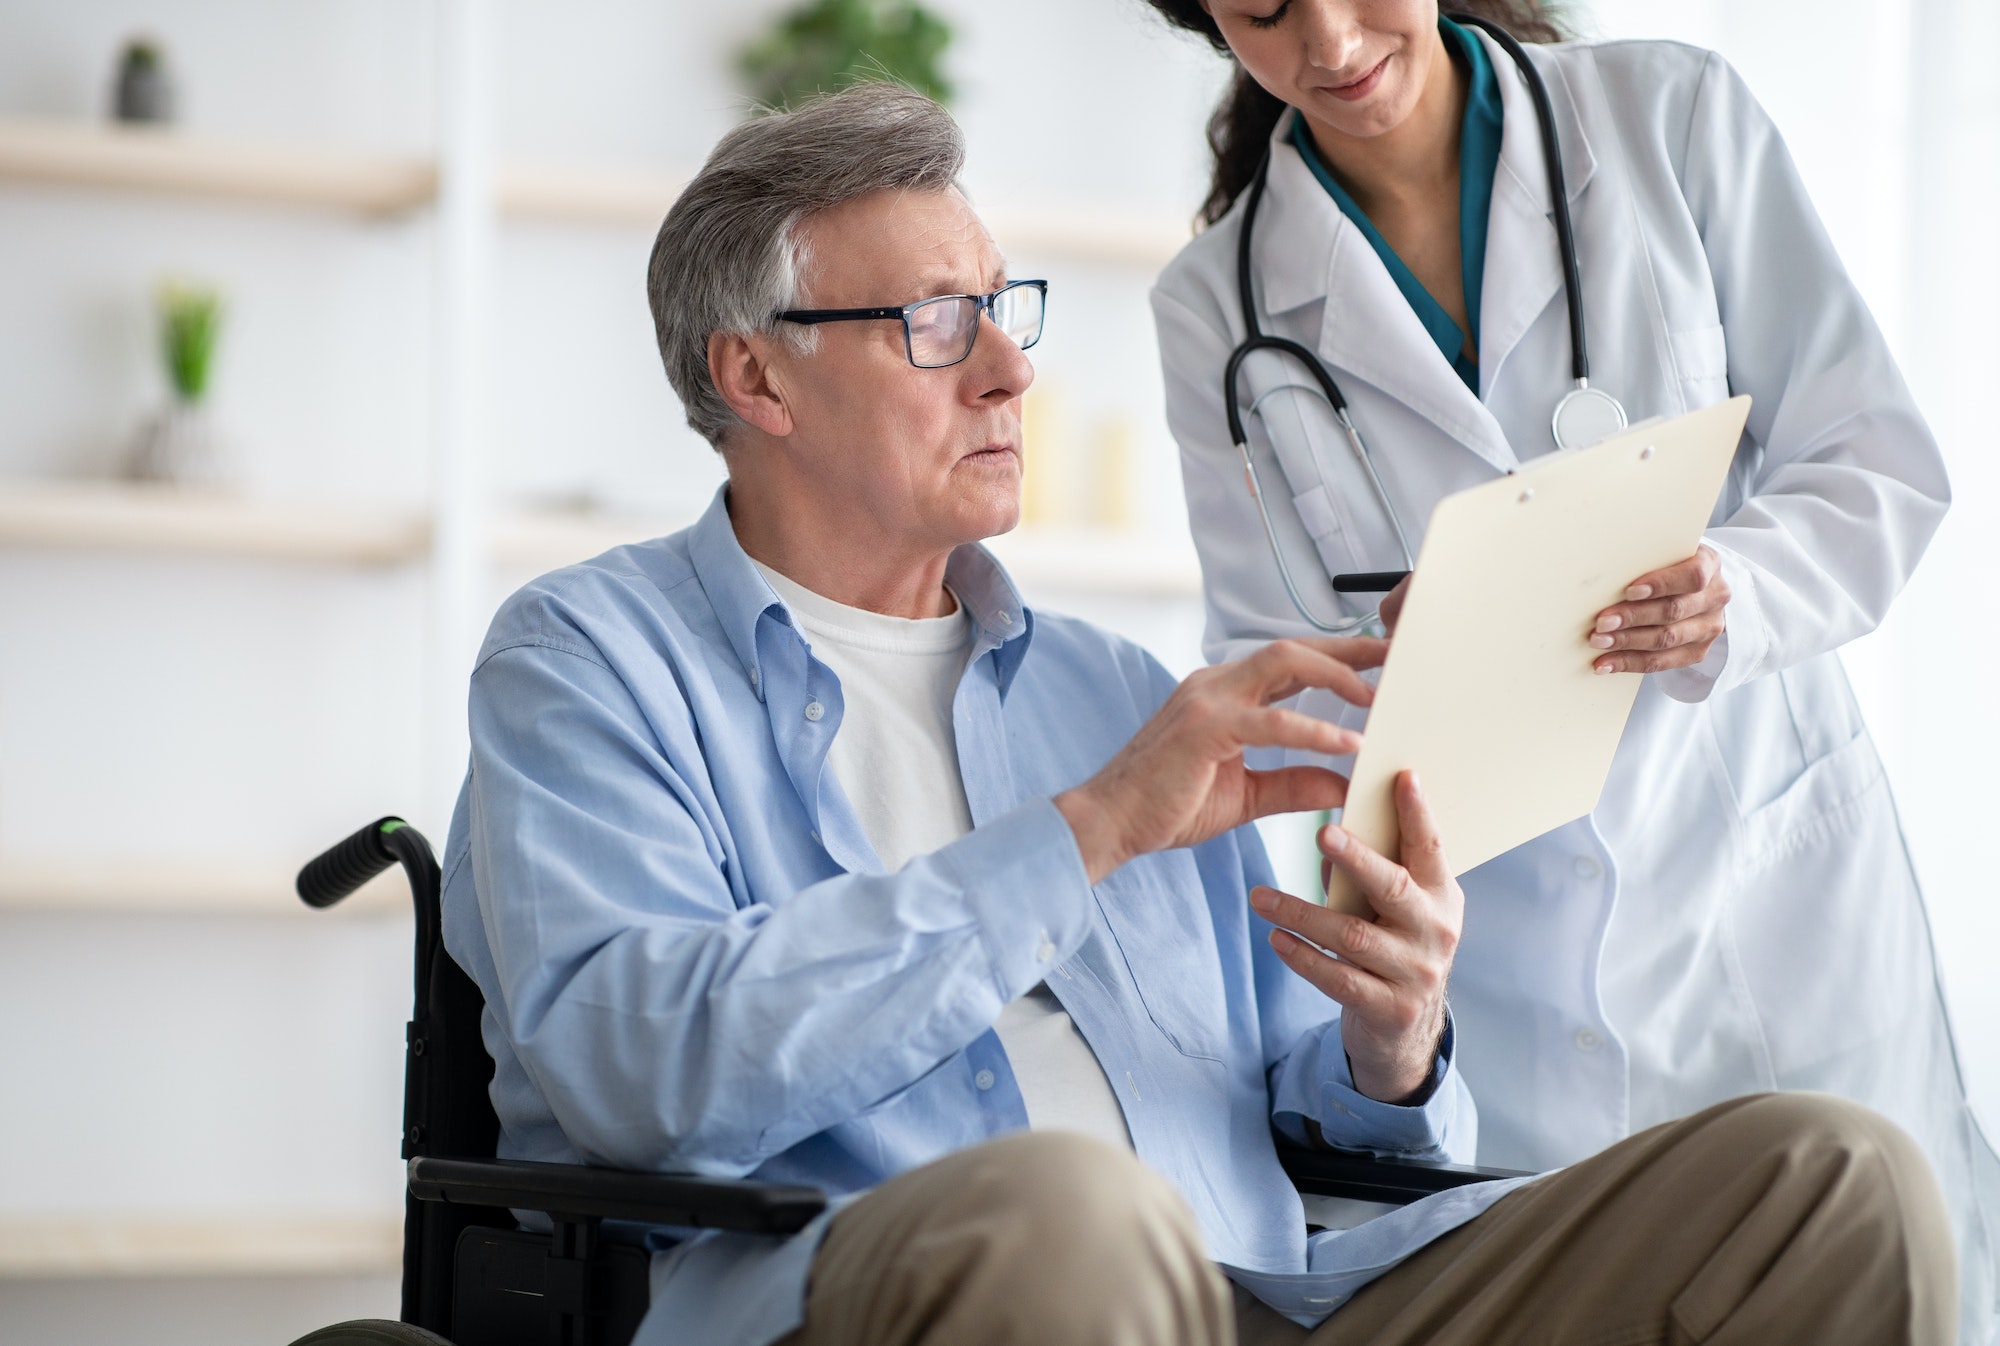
[1,2,1993,1342]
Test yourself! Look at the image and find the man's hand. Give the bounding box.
[1055,637,1385,885]
[1588,545,1730,675]
[1248,771,1462,1105]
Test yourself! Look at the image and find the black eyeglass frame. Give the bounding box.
[773,279,1048,369]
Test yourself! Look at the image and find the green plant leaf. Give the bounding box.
[739,0,954,112]
[157,280,223,404]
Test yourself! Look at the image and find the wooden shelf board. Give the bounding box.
[497,161,685,229]
[0,481,1199,597]
[0,478,429,566]
[986,526,1203,599]
[0,1213,400,1279]
[0,862,408,918]
[0,117,433,217]
[0,119,1191,264]
[981,203,1193,271]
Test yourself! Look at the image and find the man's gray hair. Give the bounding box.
[647,83,966,448]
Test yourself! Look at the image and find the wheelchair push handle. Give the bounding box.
[298,816,421,909]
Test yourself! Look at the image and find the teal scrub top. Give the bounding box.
[1290,18,1504,392]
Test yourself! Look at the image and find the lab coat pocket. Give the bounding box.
[1735,727,1881,876]
[1728,728,1924,1074]
[1092,852,1230,1062]
[1245,374,1365,576]
[1669,324,1731,408]
[1290,482,1360,581]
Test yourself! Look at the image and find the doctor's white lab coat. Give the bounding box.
[1151,32,1998,1341]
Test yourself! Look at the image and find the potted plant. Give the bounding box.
[739,0,953,111]
[127,281,227,484]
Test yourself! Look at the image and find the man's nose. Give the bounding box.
[967,313,1035,402]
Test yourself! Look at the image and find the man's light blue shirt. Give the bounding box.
[441,488,1527,1346]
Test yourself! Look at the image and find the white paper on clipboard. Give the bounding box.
[1324,395,1751,915]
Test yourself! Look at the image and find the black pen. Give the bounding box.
[1331,570,1411,593]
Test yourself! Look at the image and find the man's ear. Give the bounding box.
[709,331,795,439]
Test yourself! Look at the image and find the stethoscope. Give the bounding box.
[1225,13,1628,634]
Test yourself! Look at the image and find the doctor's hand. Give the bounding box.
[1589,544,1731,675]
[1055,637,1385,886]
[1248,771,1462,1106]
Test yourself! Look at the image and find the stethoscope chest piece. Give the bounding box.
[1551,382,1628,451]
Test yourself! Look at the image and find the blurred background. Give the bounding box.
[0,0,1991,1341]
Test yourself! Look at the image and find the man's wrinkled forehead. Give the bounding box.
[798,186,1007,305]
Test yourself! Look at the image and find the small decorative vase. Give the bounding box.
[113,40,175,125]
[126,400,223,485]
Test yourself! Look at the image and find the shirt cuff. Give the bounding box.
[1313,1013,1466,1158]
[934,796,1097,1004]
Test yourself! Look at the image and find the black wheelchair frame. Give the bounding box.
[291,816,1518,1346]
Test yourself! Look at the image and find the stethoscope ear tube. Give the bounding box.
[1226,165,1417,632]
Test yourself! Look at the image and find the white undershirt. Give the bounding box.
[754,562,1132,1151]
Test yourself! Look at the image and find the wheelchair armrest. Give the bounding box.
[408,1155,828,1235]
[1276,1143,1530,1205]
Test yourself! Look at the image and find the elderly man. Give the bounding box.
[440,84,1953,1346]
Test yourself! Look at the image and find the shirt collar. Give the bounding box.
[943,541,1034,697]
[683,484,1036,698]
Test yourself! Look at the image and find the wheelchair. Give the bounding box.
[289,816,1518,1346]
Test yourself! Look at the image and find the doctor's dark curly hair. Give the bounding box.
[1142,1,1566,226]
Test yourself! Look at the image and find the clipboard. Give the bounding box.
[1324,395,1752,915]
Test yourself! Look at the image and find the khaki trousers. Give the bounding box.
[776,1093,1955,1346]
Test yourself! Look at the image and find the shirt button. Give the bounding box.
[995,610,1011,625]
[1573,855,1602,881]
[1575,1028,1602,1052]
[1036,929,1056,962]
[748,666,761,691]
[974,1069,995,1091]
[803,701,824,722]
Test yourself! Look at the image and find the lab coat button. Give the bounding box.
[1573,855,1602,880]
[1575,1028,1602,1051]
[804,701,825,722]
[975,1069,996,1091]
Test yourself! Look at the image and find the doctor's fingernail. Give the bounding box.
[1249,887,1278,915]
[1626,584,1653,601]
[1589,634,1614,649]
[1595,661,1615,676]
[1321,826,1349,852]
[1595,614,1622,633]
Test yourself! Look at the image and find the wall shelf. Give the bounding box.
[0,117,435,217]
[0,478,428,566]
[0,117,1190,266]
[0,862,409,918]
[985,526,1202,599]
[0,479,1203,596]
[0,1213,399,1278]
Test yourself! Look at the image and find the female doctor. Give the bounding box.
[1143,0,1997,1337]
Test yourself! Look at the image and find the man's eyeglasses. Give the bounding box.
[774,279,1048,370]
